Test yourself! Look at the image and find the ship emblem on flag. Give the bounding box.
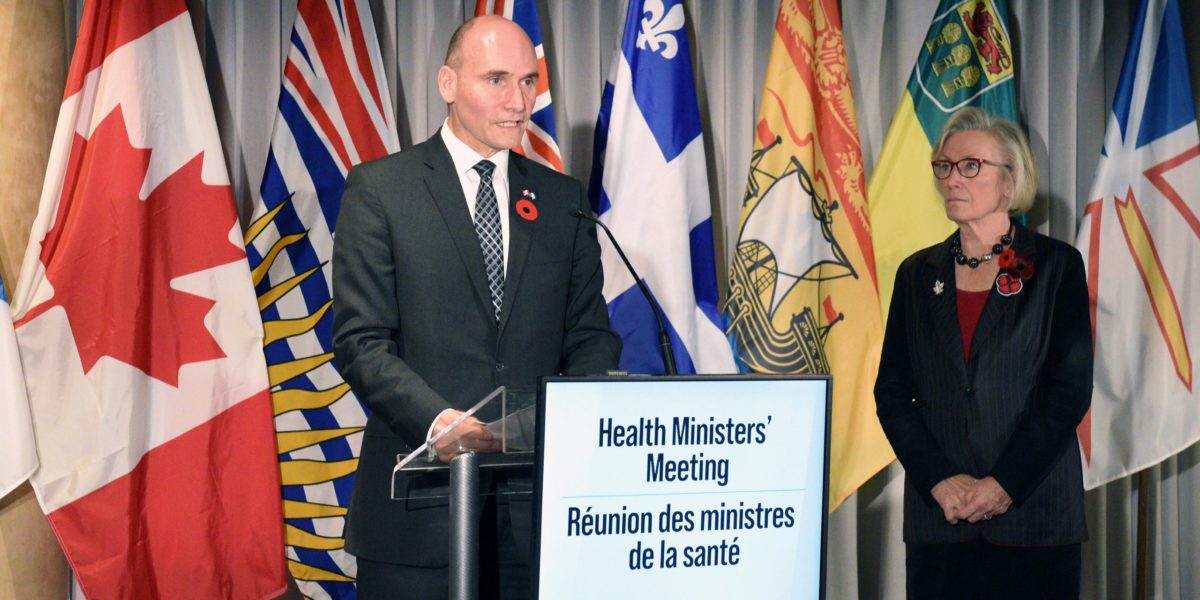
[728,135,857,375]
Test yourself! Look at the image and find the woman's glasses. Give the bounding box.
[931,158,1011,179]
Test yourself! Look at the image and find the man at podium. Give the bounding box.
[332,15,620,600]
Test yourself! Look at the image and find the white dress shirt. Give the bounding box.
[440,121,511,271]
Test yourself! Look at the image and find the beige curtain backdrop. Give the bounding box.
[0,1,70,599]
[2,0,1197,598]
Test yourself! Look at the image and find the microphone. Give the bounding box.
[574,209,677,375]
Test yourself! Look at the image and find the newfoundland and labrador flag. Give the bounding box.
[867,0,1018,319]
[8,0,285,597]
[244,0,399,597]
[725,0,888,510]
[475,0,564,172]
[1075,0,1200,489]
[588,0,736,375]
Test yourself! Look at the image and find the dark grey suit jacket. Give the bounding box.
[875,221,1092,545]
[332,133,620,566]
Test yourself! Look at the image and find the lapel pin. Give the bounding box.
[996,249,1034,296]
[933,280,944,296]
[516,189,538,221]
[995,273,1022,296]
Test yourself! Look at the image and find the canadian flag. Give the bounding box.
[8,0,286,597]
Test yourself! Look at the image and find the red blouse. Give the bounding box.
[956,288,990,361]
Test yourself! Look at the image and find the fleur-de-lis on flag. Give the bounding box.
[636,0,685,59]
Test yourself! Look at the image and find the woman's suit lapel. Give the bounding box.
[966,222,1036,362]
[923,238,968,370]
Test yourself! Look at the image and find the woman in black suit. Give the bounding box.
[875,107,1093,598]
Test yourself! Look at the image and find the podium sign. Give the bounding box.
[535,376,830,599]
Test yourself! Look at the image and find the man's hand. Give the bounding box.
[431,409,500,462]
[931,474,975,524]
[960,476,1012,524]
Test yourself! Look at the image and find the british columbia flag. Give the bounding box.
[243,0,399,597]
[1075,0,1200,489]
[475,0,565,172]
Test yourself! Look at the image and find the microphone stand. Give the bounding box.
[574,209,677,375]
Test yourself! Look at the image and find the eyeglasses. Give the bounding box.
[931,158,1011,179]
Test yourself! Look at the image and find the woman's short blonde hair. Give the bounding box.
[933,107,1038,214]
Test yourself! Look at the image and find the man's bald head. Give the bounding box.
[444,15,534,69]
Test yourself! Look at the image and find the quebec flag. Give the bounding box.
[589,0,736,374]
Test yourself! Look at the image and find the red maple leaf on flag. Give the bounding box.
[22,106,246,387]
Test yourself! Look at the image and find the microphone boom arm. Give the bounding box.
[574,209,678,375]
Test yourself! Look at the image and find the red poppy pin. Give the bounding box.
[995,250,1035,296]
[1009,256,1035,280]
[996,273,1022,296]
[516,189,538,221]
[997,248,1016,269]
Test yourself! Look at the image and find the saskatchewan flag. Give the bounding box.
[868,0,1018,317]
[727,0,888,510]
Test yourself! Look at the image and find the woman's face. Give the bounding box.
[934,130,1013,225]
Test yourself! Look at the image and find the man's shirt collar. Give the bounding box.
[440,120,510,180]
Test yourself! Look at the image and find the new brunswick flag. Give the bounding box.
[726,0,888,509]
[868,0,1018,317]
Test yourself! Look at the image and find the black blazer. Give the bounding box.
[874,221,1092,545]
[332,133,621,565]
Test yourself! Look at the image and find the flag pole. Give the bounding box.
[1135,468,1150,600]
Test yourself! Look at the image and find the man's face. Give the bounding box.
[439,19,538,157]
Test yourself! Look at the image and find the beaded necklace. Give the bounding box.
[951,225,1014,268]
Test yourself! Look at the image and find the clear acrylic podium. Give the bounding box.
[392,386,536,600]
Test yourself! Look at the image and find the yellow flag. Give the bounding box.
[868,0,1018,319]
[726,0,890,510]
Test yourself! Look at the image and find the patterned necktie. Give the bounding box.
[472,160,504,322]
